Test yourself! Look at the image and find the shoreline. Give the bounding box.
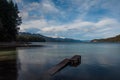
[0,42,44,49]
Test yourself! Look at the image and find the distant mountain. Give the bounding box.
[91,34,120,42]
[18,32,82,42]
[45,37,82,42]
[81,40,91,42]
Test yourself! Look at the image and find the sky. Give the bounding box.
[14,0,120,40]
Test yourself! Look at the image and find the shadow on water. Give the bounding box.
[0,48,18,80]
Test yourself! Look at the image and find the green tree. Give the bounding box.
[0,0,22,42]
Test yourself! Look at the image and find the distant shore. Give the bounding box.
[0,42,44,48]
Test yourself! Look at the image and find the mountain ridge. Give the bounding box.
[18,32,82,42]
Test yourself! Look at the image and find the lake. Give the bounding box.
[0,42,120,80]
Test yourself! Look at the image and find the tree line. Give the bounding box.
[17,32,46,42]
[0,0,22,42]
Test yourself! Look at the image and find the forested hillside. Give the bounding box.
[91,35,120,42]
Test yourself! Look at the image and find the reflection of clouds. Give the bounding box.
[54,62,120,80]
[96,54,120,66]
[17,43,120,80]
[82,43,120,67]
[18,43,120,67]
[18,48,48,64]
[53,64,110,80]
[17,48,55,80]
[83,52,120,67]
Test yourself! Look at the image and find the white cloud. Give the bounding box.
[20,17,120,39]
[41,18,120,33]
[69,0,100,18]
[96,28,112,33]
[41,0,59,13]
[27,2,40,11]
[20,11,29,19]
[18,0,60,20]
[15,0,22,3]
[20,19,48,32]
[41,26,66,32]
[95,18,119,27]
[18,0,100,21]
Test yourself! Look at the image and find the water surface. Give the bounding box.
[1,42,120,80]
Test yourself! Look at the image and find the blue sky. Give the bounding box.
[14,0,120,40]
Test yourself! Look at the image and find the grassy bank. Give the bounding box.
[0,50,16,61]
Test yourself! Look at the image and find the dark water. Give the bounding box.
[0,42,120,80]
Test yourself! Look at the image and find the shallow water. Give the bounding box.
[1,42,120,80]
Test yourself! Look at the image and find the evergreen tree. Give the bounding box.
[0,0,22,42]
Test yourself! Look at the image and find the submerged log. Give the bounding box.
[69,55,81,67]
[46,55,81,76]
[47,58,69,76]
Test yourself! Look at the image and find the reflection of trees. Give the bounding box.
[0,49,18,80]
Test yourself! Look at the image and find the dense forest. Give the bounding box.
[0,0,21,42]
[91,35,120,42]
[17,32,46,42]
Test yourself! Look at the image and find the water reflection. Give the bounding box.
[0,48,18,80]
[2,43,120,80]
[56,65,120,80]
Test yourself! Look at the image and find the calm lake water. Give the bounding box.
[1,42,120,80]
